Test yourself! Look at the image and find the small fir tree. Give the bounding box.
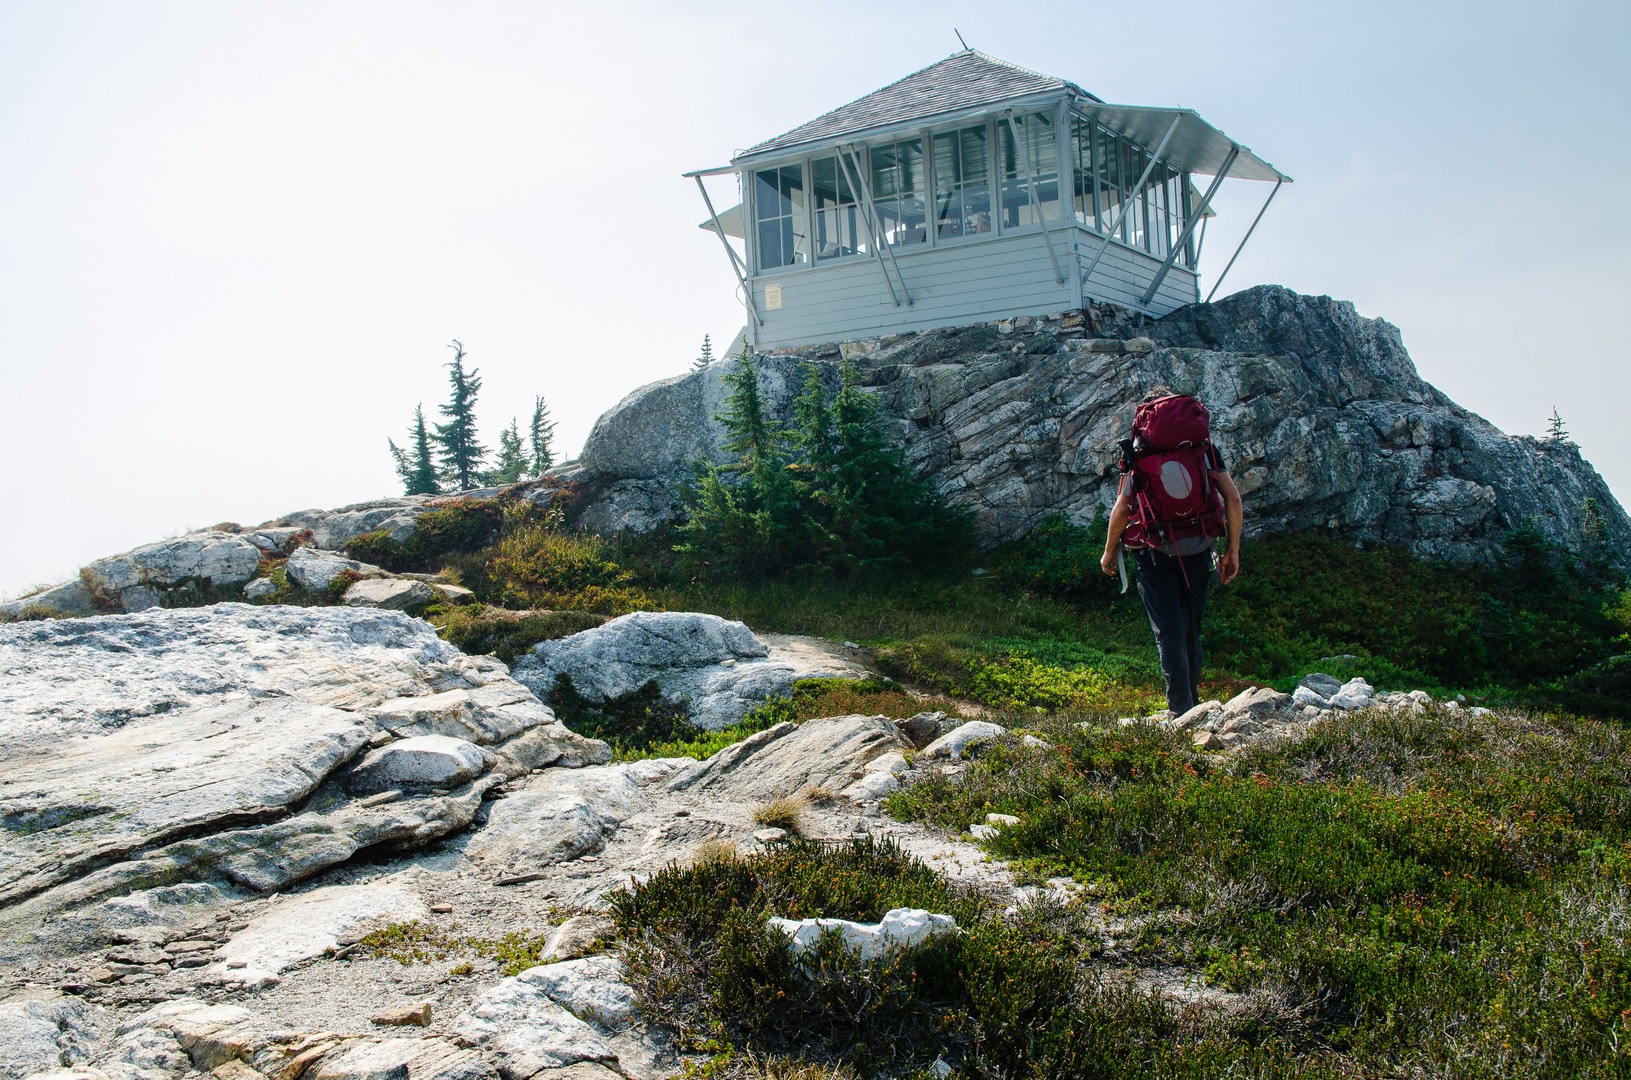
[485,418,528,486]
[677,349,970,577]
[388,403,440,496]
[528,396,557,477]
[692,334,715,372]
[1545,406,1571,444]
[433,340,487,491]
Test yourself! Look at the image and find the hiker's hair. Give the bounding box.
[1141,385,1178,404]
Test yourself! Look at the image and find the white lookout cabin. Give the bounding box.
[688,50,1289,351]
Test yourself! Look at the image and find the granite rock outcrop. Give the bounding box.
[562,286,1630,567]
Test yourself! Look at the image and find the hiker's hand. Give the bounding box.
[1218,551,1239,585]
[1101,550,1116,577]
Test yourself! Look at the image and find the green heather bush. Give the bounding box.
[612,837,1337,1077]
[345,499,505,572]
[1206,530,1626,709]
[457,502,655,614]
[885,708,1631,1077]
[431,604,605,664]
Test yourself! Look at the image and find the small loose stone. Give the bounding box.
[371,1002,433,1027]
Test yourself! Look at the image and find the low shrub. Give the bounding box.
[345,499,505,572]
[432,604,606,664]
[454,502,656,614]
[611,837,1324,1076]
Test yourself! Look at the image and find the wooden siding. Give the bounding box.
[750,230,1076,349]
[1068,227,1198,315]
[747,226,1198,350]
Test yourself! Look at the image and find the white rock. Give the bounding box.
[0,605,605,963]
[469,760,682,866]
[346,735,492,794]
[272,498,433,551]
[512,611,866,731]
[284,547,386,594]
[453,966,620,1074]
[918,720,1006,761]
[986,813,1021,827]
[969,824,1000,840]
[0,578,98,619]
[0,995,97,1077]
[669,715,912,801]
[1173,700,1223,729]
[768,907,958,962]
[202,882,429,989]
[342,578,437,610]
[80,531,265,612]
[242,577,277,601]
[508,955,637,1027]
[1292,685,1329,708]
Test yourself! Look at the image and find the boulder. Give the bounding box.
[918,720,1007,761]
[667,715,913,801]
[284,547,386,594]
[269,498,432,552]
[0,578,99,620]
[242,577,277,601]
[895,711,947,748]
[512,611,865,730]
[1298,673,1344,698]
[1173,700,1223,730]
[345,735,493,794]
[1292,685,1330,708]
[1329,677,1376,710]
[540,915,616,964]
[1221,686,1295,720]
[768,907,958,962]
[343,577,437,610]
[72,531,265,612]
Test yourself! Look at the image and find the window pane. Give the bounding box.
[999,112,1060,229]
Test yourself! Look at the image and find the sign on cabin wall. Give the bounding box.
[764,283,783,310]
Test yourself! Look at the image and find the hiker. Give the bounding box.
[1100,388,1243,714]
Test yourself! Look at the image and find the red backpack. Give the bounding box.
[1117,394,1226,558]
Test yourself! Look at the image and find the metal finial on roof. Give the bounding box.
[954,28,970,50]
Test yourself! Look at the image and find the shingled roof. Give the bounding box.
[734,51,1094,163]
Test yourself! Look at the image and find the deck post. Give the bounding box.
[1080,114,1182,291]
[840,144,912,306]
[1004,111,1066,284]
[1205,178,1283,303]
[1140,143,1238,306]
[694,175,763,327]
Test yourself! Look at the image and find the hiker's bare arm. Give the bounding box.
[1101,489,1132,576]
[1215,469,1243,585]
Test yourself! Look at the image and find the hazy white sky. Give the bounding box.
[2,0,1627,598]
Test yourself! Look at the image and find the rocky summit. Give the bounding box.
[0,602,1036,1080]
[0,594,1479,1079]
[563,285,1630,566]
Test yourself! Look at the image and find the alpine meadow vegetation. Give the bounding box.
[338,359,1631,1077]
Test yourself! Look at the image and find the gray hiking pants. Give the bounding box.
[1133,548,1215,714]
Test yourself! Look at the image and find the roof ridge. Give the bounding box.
[745,50,975,154]
[966,49,1085,95]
